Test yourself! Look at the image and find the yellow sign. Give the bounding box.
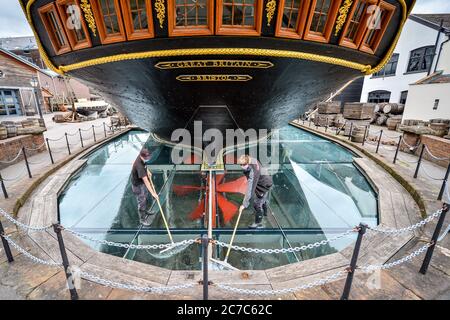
[176,75,253,82]
[155,60,274,69]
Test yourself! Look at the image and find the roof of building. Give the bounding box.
[0,47,56,78]
[414,71,450,85]
[409,14,450,33]
[0,36,37,51]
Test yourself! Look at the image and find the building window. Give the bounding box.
[38,3,71,55]
[433,99,439,110]
[399,90,408,104]
[0,90,21,116]
[304,0,342,43]
[359,1,395,54]
[56,0,92,50]
[216,0,263,36]
[406,46,435,73]
[121,0,154,40]
[168,0,213,36]
[275,0,310,39]
[339,0,376,49]
[368,90,391,103]
[91,0,126,44]
[372,53,399,77]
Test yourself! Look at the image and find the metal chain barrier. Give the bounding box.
[216,270,346,296]
[367,129,381,136]
[0,149,23,164]
[400,137,420,150]
[47,135,66,142]
[24,142,46,151]
[359,243,431,272]
[0,168,28,181]
[214,228,356,254]
[79,270,195,294]
[419,165,446,181]
[3,235,62,266]
[424,145,450,161]
[0,208,53,231]
[368,208,442,234]
[63,227,197,250]
[28,157,50,165]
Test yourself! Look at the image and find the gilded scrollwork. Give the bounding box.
[154,0,166,29]
[265,0,277,27]
[80,0,97,37]
[334,0,353,36]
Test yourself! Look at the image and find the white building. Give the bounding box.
[360,14,450,106]
[402,39,450,122]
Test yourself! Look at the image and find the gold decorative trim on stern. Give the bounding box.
[334,0,353,36]
[265,0,276,27]
[154,0,166,29]
[80,0,97,37]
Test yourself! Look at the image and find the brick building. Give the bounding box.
[0,47,90,117]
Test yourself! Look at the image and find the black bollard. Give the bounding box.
[53,224,79,300]
[414,144,426,178]
[22,147,32,178]
[201,235,209,300]
[65,133,71,155]
[46,138,54,165]
[92,125,96,142]
[362,125,368,146]
[103,122,107,137]
[0,173,8,199]
[78,129,84,148]
[438,164,450,201]
[393,136,402,164]
[419,205,449,274]
[341,224,366,300]
[375,130,383,153]
[0,220,14,262]
[348,122,353,140]
[325,118,328,132]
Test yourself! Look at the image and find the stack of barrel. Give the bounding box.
[0,118,46,140]
[372,103,404,130]
[314,102,341,127]
[429,119,450,137]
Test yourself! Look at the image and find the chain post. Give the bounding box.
[348,122,353,140]
[341,223,367,300]
[103,122,107,137]
[0,220,14,262]
[309,119,312,127]
[419,206,448,274]
[46,138,54,164]
[92,125,96,142]
[393,135,402,164]
[376,130,383,153]
[22,147,32,178]
[201,234,209,300]
[438,164,450,200]
[414,144,426,178]
[78,129,84,148]
[65,133,71,155]
[325,118,328,132]
[362,125,368,146]
[52,223,79,300]
[0,173,8,199]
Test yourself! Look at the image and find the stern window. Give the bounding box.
[38,3,71,55]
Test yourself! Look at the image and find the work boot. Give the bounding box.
[248,222,263,229]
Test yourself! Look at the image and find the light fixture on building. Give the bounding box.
[30,76,38,88]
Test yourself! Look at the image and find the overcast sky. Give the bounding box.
[0,0,449,38]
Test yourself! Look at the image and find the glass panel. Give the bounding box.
[310,0,331,34]
[222,0,256,27]
[175,0,208,27]
[47,11,66,47]
[282,0,302,30]
[100,0,120,34]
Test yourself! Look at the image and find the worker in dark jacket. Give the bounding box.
[131,149,158,226]
[238,154,273,229]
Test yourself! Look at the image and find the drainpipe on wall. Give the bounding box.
[434,33,450,73]
[429,20,444,76]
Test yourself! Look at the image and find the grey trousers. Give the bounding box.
[253,191,269,224]
[132,183,148,218]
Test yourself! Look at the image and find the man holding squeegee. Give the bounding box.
[131,148,159,226]
[238,154,273,229]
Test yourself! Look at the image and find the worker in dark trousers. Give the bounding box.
[238,154,273,229]
[131,148,158,226]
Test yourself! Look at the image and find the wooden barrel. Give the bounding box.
[430,118,450,125]
[0,126,7,140]
[53,114,65,123]
[430,123,450,137]
[17,127,46,135]
[376,114,388,126]
[6,125,17,138]
[351,126,365,143]
[38,118,46,128]
[386,118,401,131]
[21,120,34,128]
[317,102,341,114]
[383,103,404,115]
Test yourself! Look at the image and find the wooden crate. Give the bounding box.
[317,102,341,114]
[343,102,375,120]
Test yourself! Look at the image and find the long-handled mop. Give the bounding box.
[146,169,190,258]
[210,206,244,270]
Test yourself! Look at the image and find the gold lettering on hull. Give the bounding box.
[155,60,274,69]
[176,75,253,82]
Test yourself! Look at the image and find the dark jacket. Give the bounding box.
[242,159,273,208]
